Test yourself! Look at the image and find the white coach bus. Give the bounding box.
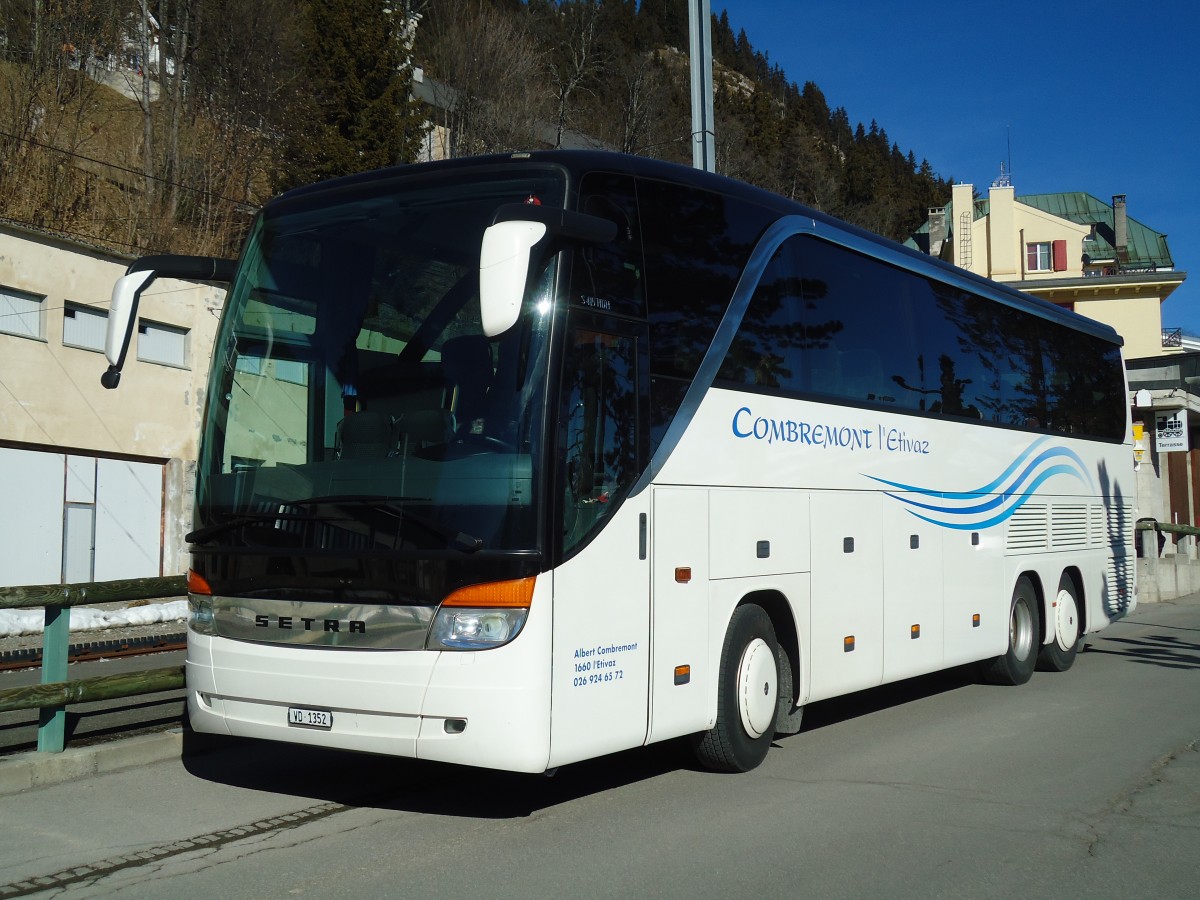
[103,151,1135,773]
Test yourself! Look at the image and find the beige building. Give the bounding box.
[916,180,1186,359]
[0,222,225,586]
[912,181,1196,597]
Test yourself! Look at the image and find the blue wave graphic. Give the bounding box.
[866,437,1094,531]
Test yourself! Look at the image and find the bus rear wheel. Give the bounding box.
[1037,574,1082,672]
[693,604,779,773]
[981,576,1040,686]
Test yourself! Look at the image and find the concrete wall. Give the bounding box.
[0,226,225,584]
[0,229,223,459]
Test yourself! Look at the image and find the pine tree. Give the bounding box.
[275,0,425,192]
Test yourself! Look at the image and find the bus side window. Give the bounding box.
[560,328,639,554]
[572,173,645,318]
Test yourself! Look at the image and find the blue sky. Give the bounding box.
[715,0,1200,337]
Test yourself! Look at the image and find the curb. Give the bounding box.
[0,728,185,796]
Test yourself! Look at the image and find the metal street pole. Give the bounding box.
[688,0,715,172]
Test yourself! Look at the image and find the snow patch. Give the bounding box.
[0,600,187,638]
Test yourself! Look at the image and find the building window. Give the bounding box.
[0,285,46,340]
[137,319,189,367]
[63,302,108,352]
[1026,242,1053,272]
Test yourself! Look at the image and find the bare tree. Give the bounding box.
[543,0,607,149]
[422,0,550,157]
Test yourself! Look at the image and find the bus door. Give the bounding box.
[647,485,711,744]
[548,317,652,768]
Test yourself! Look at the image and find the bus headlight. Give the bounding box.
[188,594,215,636]
[426,576,535,651]
[428,607,529,650]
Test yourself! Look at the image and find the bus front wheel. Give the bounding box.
[1037,574,1082,672]
[981,576,1040,686]
[693,604,779,772]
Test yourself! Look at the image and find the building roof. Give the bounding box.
[1001,192,1171,270]
[907,190,1174,271]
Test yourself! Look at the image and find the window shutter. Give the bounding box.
[1052,239,1067,272]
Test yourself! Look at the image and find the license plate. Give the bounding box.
[288,707,333,730]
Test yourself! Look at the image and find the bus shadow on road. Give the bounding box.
[1083,632,1200,670]
[181,729,690,819]
[180,667,984,818]
[795,664,979,734]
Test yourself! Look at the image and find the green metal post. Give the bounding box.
[37,604,70,752]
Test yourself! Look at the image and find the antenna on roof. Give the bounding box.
[1007,124,1013,182]
[992,127,1013,187]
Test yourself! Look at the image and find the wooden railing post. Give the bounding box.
[0,575,187,753]
[37,604,71,753]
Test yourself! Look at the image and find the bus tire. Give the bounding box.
[1037,574,1082,672]
[693,604,779,772]
[981,576,1040,686]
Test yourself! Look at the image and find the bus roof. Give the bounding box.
[269,150,1124,348]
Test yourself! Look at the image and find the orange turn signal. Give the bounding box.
[441,576,536,608]
[187,569,212,596]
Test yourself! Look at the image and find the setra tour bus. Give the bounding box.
[102,151,1135,773]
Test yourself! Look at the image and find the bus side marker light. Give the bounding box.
[910,534,920,549]
[843,537,854,553]
[675,567,692,583]
[756,540,770,558]
[911,624,920,639]
[674,665,691,685]
[972,614,981,628]
[844,636,855,652]
[971,532,980,546]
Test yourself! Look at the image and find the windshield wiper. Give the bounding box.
[186,510,311,544]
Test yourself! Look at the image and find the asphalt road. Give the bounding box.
[1,594,1197,899]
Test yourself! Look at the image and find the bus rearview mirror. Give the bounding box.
[479,220,548,337]
[479,206,618,337]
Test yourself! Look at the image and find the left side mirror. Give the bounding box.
[101,255,235,389]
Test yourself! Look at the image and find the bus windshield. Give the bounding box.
[194,167,566,557]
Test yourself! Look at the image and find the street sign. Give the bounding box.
[1155,409,1189,452]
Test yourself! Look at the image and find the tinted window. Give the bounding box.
[718,235,1124,440]
[570,173,645,318]
[638,178,776,450]
[560,325,640,555]
[719,236,926,410]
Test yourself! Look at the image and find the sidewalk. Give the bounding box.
[0,728,187,795]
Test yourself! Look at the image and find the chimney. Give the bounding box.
[928,207,947,257]
[1113,194,1128,262]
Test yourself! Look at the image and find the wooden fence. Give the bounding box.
[0,575,186,753]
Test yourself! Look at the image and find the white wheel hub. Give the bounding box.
[1054,588,1080,651]
[737,638,778,739]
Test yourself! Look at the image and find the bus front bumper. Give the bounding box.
[186,629,552,773]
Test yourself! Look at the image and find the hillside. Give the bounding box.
[0,0,949,259]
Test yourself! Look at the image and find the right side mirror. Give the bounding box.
[479,220,549,338]
[478,205,617,337]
